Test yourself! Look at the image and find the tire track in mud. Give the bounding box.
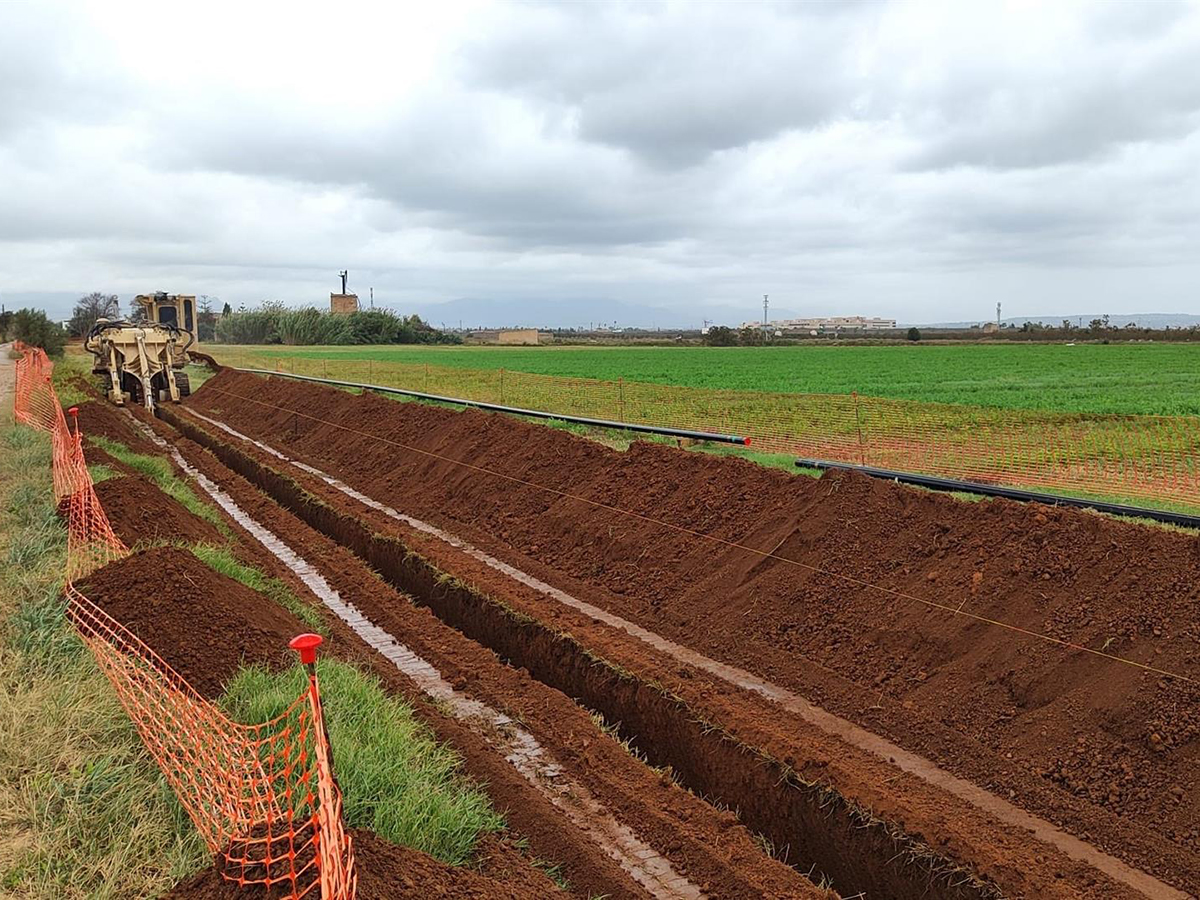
[129,415,706,900]
[178,405,1188,900]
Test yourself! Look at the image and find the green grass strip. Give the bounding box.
[221,660,503,865]
[85,435,228,534]
[190,543,326,634]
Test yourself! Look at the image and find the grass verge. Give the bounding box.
[0,423,208,899]
[222,660,504,866]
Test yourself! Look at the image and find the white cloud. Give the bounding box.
[1,0,1199,325]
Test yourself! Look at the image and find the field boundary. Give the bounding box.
[210,349,1200,515]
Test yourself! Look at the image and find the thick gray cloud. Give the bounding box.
[1,0,1199,326]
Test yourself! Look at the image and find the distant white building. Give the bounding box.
[738,315,897,332]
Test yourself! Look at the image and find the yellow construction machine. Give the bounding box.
[85,292,198,409]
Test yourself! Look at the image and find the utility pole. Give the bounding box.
[370,287,374,309]
[997,301,1002,329]
[762,294,769,344]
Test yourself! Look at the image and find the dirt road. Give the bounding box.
[0,343,15,423]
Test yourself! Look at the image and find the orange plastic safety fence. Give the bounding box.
[225,349,1200,514]
[10,347,355,900]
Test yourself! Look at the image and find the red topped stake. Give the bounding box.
[289,633,323,665]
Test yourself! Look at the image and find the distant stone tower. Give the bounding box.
[330,269,358,315]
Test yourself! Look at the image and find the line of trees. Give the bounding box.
[213,301,461,345]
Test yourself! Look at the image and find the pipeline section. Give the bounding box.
[230,367,750,446]
[795,457,1200,528]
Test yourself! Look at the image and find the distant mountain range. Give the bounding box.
[919,313,1200,329]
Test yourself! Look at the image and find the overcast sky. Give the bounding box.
[2,0,1199,326]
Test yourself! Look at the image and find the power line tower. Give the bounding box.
[762,294,769,344]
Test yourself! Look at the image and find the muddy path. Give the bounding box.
[123,411,828,899]
[163,371,1197,898]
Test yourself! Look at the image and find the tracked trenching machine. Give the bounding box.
[85,292,199,409]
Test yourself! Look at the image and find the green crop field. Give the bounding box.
[211,343,1200,416]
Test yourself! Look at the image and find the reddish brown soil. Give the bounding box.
[186,370,1200,894]
[162,428,832,899]
[93,475,223,547]
[162,829,560,899]
[77,545,307,698]
[82,441,135,475]
[171,406,1158,899]
[72,399,161,454]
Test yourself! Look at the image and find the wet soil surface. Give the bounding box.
[182,369,1200,896]
[76,545,305,698]
[93,475,223,547]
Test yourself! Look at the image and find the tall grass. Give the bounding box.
[222,661,503,865]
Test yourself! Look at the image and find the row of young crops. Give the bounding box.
[214,342,1200,415]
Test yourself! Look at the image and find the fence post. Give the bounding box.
[499,368,505,405]
[288,633,350,898]
[853,391,866,466]
[424,363,429,393]
[619,378,626,423]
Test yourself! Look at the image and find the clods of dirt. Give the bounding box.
[188,368,1200,853]
[93,475,223,547]
[76,545,308,698]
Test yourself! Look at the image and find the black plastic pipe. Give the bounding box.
[795,457,1200,528]
[232,367,750,445]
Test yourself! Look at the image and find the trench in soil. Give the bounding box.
[129,414,705,899]
[162,404,1009,900]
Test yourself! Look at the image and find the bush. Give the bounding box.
[703,325,737,346]
[9,309,67,356]
[907,327,921,342]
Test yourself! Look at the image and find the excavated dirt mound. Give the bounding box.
[191,370,1200,854]
[161,829,560,899]
[93,475,223,547]
[81,441,134,474]
[73,399,161,454]
[77,545,306,698]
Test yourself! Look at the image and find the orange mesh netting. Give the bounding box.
[12,347,355,899]
[217,348,1200,514]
